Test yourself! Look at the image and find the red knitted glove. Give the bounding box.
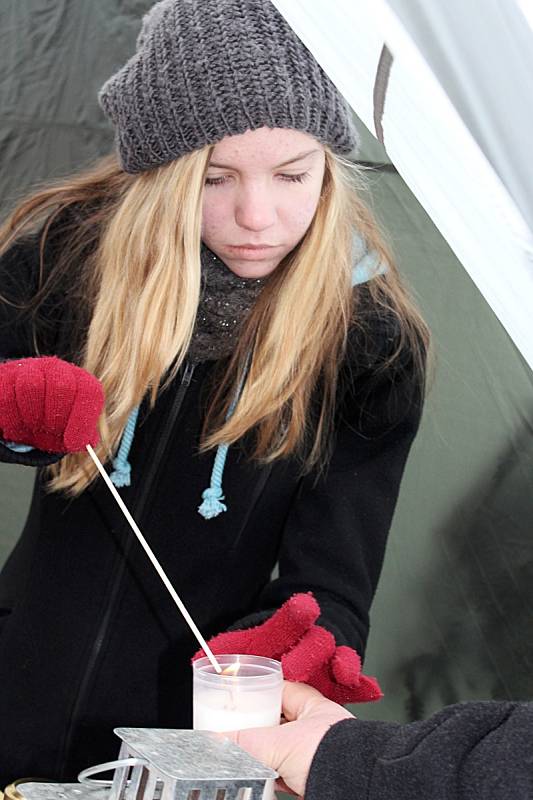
[193,593,382,705]
[0,356,104,453]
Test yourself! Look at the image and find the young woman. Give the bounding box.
[0,0,428,784]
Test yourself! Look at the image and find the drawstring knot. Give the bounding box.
[198,486,227,519]
[198,439,231,520]
[109,457,132,488]
[197,356,251,521]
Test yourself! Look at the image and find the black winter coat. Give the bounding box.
[0,219,424,784]
[307,701,533,800]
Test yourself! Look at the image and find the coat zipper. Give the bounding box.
[58,361,196,775]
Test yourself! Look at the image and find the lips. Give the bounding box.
[226,244,279,260]
[229,244,276,250]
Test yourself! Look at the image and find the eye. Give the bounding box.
[279,172,310,184]
[205,175,229,186]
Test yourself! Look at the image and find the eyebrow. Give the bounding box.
[208,148,321,171]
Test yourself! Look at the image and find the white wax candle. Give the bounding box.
[194,688,282,731]
[192,655,283,732]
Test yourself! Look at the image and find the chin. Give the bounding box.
[226,259,280,279]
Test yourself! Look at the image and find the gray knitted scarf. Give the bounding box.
[187,244,265,363]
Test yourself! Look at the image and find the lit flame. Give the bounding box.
[221,662,241,676]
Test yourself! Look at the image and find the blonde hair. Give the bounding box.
[0,147,429,494]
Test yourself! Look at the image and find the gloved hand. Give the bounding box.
[193,593,382,705]
[0,356,104,453]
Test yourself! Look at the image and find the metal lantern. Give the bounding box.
[14,728,277,800]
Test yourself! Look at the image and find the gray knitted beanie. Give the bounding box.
[98,0,359,173]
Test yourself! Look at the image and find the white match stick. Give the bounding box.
[86,444,222,674]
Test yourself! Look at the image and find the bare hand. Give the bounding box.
[223,681,353,796]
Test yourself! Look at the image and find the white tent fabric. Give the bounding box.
[386,0,533,235]
[272,0,533,371]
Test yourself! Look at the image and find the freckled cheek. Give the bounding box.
[284,194,321,238]
[201,198,233,240]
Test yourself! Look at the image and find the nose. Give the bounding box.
[235,183,277,232]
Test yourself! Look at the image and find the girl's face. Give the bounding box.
[201,127,326,278]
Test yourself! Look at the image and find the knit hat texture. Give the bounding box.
[98,0,359,173]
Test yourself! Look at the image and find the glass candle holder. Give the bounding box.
[193,654,283,732]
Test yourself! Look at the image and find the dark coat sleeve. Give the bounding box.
[233,302,426,657]
[0,214,79,466]
[305,701,533,800]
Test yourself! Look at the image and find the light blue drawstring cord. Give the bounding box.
[106,369,246,520]
[197,363,250,520]
[109,404,140,487]
[197,443,230,520]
